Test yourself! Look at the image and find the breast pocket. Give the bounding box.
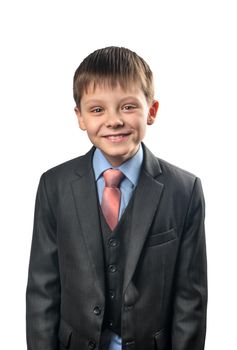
[147,228,177,247]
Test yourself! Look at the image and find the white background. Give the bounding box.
[0,0,236,348]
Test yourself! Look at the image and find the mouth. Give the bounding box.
[103,132,131,143]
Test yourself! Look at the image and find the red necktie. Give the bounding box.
[101,169,124,230]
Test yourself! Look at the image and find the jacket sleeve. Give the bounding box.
[26,174,60,350]
[172,177,207,350]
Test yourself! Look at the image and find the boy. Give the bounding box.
[26,46,207,350]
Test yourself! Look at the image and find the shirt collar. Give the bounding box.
[93,145,143,187]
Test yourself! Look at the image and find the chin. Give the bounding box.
[106,148,132,157]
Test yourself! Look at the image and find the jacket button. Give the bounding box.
[88,339,96,349]
[93,306,101,315]
[108,264,117,273]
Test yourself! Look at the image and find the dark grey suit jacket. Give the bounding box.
[26,144,207,350]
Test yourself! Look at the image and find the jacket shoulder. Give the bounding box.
[158,157,197,181]
[157,157,200,198]
[44,156,82,178]
[42,148,93,183]
[142,143,198,187]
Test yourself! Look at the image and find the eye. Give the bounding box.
[122,104,137,111]
[91,107,103,113]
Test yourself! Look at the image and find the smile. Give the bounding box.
[103,133,131,143]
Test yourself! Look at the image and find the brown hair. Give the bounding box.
[73,46,154,108]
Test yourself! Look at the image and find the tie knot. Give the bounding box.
[103,169,124,188]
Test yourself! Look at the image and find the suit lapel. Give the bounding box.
[71,148,105,296]
[123,144,164,294]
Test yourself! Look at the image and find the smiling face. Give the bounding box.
[75,83,159,166]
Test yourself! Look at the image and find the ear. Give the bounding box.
[74,107,87,131]
[147,100,159,125]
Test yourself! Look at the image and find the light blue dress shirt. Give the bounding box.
[92,145,143,350]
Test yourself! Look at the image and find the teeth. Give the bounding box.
[108,135,122,140]
[106,135,127,141]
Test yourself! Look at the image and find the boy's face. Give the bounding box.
[75,83,159,166]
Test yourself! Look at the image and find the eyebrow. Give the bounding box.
[83,99,105,106]
[83,96,141,106]
[120,96,140,103]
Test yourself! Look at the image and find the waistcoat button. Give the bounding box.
[108,264,117,273]
[88,340,96,349]
[109,290,116,299]
[93,306,101,315]
[108,238,119,247]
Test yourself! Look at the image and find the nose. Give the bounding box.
[105,111,124,128]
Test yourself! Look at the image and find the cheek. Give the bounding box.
[84,120,101,135]
[136,119,147,136]
[140,124,147,138]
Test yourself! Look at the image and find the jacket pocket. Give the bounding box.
[58,318,73,349]
[154,328,170,350]
[147,228,177,247]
